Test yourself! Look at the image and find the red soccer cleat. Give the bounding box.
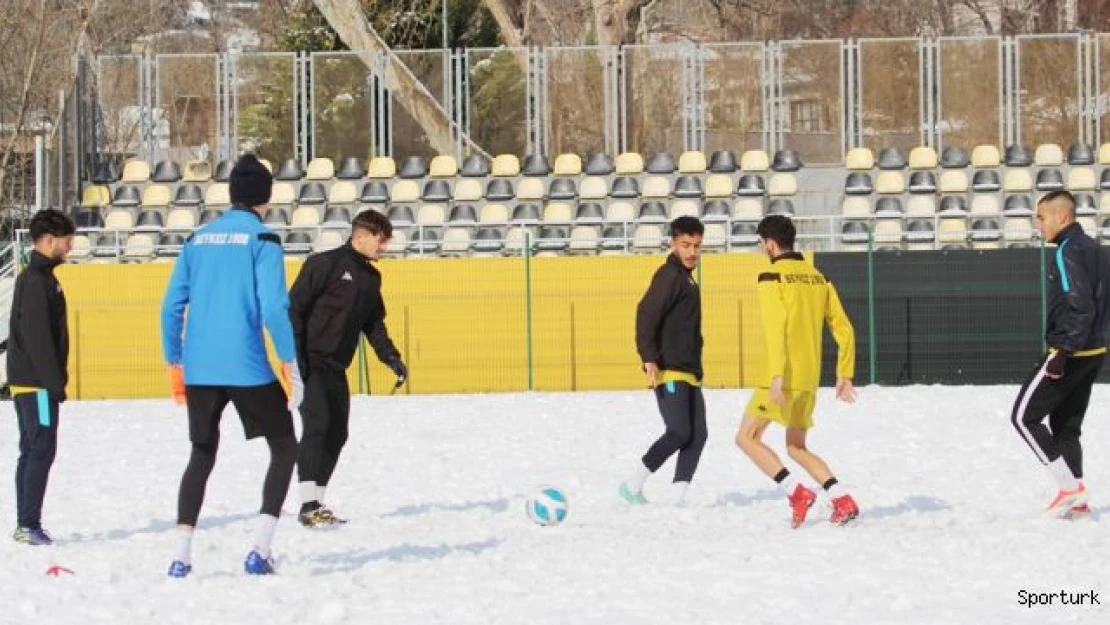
[787,484,817,529]
[830,494,859,525]
[1065,503,1091,520]
[1045,483,1086,517]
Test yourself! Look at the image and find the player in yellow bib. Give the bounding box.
[736,216,860,528]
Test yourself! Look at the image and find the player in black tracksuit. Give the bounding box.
[620,216,707,506]
[7,210,75,545]
[1011,190,1110,517]
[289,210,407,527]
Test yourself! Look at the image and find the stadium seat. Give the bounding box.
[701,200,730,223]
[673,175,703,198]
[668,200,699,220]
[1099,143,1110,166]
[1034,143,1064,167]
[270,182,296,208]
[938,218,969,245]
[877,147,906,170]
[173,184,203,207]
[768,173,796,196]
[104,209,134,231]
[165,208,196,231]
[585,153,615,176]
[1100,169,1110,191]
[292,206,322,227]
[1035,169,1065,191]
[123,233,156,261]
[547,178,577,201]
[678,151,707,173]
[615,152,644,174]
[909,146,938,170]
[367,157,396,179]
[472,227,505,254]
[542,202,573,224]
[641,176,671,199]
[771,149,802,172]
[874,219,903,246]
[971,145,1001,168]
[491,154,521,177]
[182,160,211,183]
[740,149,770,172]
[80,185,110,209]
[284,231,314,256]
[422,180,452,203]
[579,177,608,200]
[575,202,604,225]
[875,172,904,195]
[874,197,902,217]
[844,172,872,196]
[908,171,936,194]
[1067,143,1094,166]
[430,155,458,178]
[731,221,760,247]
[134,210,164,231]
[522,154,552,176]
[970,195,1000,216]
[90,160,120,184]
[840,197,871,219]
[904,220,935,249]
[971,170,1001,193]
[609,176,640,199]
[156,233,187,258]
[1004,145,1034,167]
[704,174,733,199]
[708,150,738,173]
[441,227,472,255]
[387,205,415,227]
[453,179,483,203]
[1002,195,1033,216]
[298,182,328,205]
[121,160,151,183]
[1075,193,1097,216]
[315,230,347,253]
[151,161,182,183]
[605,202,636,224]
[399,156,428,178]
[637,201,668,223]
[74,209,103,229]
[703,223,728,250]
[263,207,290,226]
[536,226,570,252]
[568,225,601,254]
[733,198,764,221]
[646,153,676,174]
[461,154,491,177]
[632,224,665,252]
[906,195,935,218]
[1003,217,1034,244]
[336,157,365,180]
[1003,169,1032,193]
[275,159,305,181]
[845,147,874,171]
[516,178,545,202]
[112,185,141,207]
[511,204,541,225]
[390,180,420,203]
[360,181,390,204]
[447,204,478,225]
[553,153,582,176]
[938,195,968,215]
[327,181,358,207]
[600,224,629,254]
[407,228,442,255]
[1067,167,1096,191]
[940,146,969,169]
[199,209,223,225]
[504,226,535,255]
[480,203,510,225]
[485,179,515,201]
[767,199,794,216]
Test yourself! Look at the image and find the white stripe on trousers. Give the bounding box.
[1012,355,1052,464]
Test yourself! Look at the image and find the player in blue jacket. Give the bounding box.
[160,154,304,577]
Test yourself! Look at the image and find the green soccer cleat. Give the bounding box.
[619,482,649,505]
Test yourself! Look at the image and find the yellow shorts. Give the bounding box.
[744,388,817,430]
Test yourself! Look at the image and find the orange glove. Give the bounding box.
[168,365,186,405]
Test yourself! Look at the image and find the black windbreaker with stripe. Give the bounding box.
[1046,221,1110,354]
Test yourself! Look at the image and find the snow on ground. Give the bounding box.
[0,386,1107,624]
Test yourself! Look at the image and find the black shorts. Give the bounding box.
[185,382,294,444]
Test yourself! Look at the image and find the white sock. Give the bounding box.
[253,514,278,559]
[1048,457,1079,491]
[777,472,801,496]
[317,484,327,505]
[299,481,318,506]
[173,526,193,565]
[825,482,847,499]
[671,481,690,505]
[627,462,652,493]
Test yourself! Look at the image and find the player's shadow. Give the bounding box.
[68,512,257,544]
[306,537,503,574]
[380,498,510,518]
[866,495,951,519]
[713,488,783,508]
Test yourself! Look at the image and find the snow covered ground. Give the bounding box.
[0,386,1107,624]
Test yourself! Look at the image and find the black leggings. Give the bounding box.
[296,367,351,487]
[177,433,297,526]
[641,381,708,483]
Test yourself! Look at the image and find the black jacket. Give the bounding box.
[289,242,400,373]
[7,251,69,398]
[635,253,703,379]
[1046,221,1110,354]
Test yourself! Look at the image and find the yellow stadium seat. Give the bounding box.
[430,155,458,178]
[553,153,582,176]
[306,158,335,180]
[678,151,707,173]
[491,154,521,177]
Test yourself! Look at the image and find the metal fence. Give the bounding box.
[73,33,1110,173]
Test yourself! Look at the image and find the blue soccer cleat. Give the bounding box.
[244,549,275,575]
[167,560,192,578]
[12,526,53,545]
[618,482,649,505]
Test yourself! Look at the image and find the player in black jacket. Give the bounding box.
[620,216,706,506]
[289,209,407,526]
[7,209,75,545]
[1012,190,1110,518]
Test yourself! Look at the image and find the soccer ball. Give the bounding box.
[525,485,568,527]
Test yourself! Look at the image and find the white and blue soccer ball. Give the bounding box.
[525,485,568,527]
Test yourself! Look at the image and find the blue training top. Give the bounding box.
[160,206,296,386]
